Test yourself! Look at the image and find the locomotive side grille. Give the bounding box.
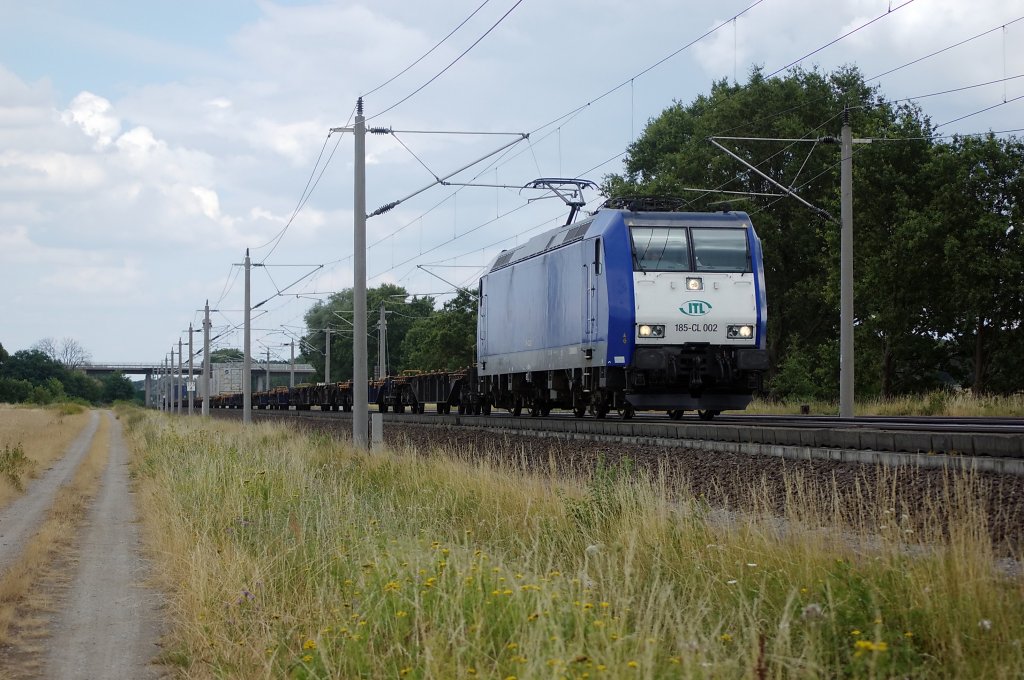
[562,222,590,244]
[492,251,515,270]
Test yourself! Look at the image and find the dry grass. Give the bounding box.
[749,391,1024,417]
[128,411,1024,679]
[0,411,110,679]
[0,405,91,510]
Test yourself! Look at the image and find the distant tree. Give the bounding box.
[33,337,92,369]
[0,378,32,403]
[209,348,244,362]
[401,289,478,371]
[926,134,1024,392]
[0,342,8,371]
[3,350,67,384]
[302,284,436,381]
[62,371,102,403]
[100,372,137,403]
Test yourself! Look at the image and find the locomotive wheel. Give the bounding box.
[573,404,586,418]
[529,404,541,417]
[380,403,389,413]
[395,404,405,414]
[697,409,718,421]
[511,397,523,417]
[619,404,635,419]
[540,405,551,417]
[669,409,683,420]
[483,403,492,416]
[458,403,466,415]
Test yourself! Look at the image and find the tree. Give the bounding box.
[302,284,436,381]
[33,337,92,369]
[927,134,1024,392]
[401,288,478,371]
[100,372,137,403]
[3,349,67,384]
[209,348,244,362]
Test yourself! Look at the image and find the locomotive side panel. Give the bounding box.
[479,239,593,375]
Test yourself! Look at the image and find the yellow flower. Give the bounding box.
[303,639,317,650]
[904,631,914,638]
[720,633,733,643]
[600,601,610,608]
[596,664,607,671]
[850,629,862,636]
[302,654,313,663]
[400,667,412,676]
[669,656,681,664]
[506,642,519,650]
[384,580,401,592]
[627,660,639,668]
[854,639,888,652]
[396,610,408,618]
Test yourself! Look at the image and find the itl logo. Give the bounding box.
[680,300,712,316]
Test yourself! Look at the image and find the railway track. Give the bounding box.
[207,407,1024,475]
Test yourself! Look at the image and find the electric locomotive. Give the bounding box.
[476,197,768,419]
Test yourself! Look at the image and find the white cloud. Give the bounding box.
[0,149,106,192]
[61,91,121,148]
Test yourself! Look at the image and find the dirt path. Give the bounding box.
[43,411,165,679]
[0,412,99,576]
[0,411,165,679]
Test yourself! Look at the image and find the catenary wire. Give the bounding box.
[369,0,524,121]
[362,0,493,98]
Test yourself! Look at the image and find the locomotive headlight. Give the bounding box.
[727,324,755,339]
[638,324,665,338]
[686,277,703,291]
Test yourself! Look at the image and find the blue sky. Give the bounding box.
[2,0,1022,363]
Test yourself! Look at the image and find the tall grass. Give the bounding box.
[749,390,1024,417]
[0,405,90,508]
[129,413,1024,678]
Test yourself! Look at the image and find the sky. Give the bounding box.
[2,0,1023,364]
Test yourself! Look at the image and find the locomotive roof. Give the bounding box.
[486,208,753,273]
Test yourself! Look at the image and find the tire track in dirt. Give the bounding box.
[44,412,165,679]
[0,412,99,576]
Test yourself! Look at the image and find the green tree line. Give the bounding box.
[0,342,139,405]
[300,285,477,382]
[604,66,1023,399]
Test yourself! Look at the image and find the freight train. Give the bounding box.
[203,197,768,420]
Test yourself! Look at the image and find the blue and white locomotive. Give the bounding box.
[477,196,768,419]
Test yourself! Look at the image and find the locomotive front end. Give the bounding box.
[625,211,768,414]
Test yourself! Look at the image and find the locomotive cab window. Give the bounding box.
[630,227,691,272]
[691,228,751,272]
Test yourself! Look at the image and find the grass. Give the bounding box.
[748,390,1024,417]
[0,404,91,509]
[127,411,1024,679]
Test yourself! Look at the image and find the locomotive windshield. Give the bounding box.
[691,228,751,272]
[630,225,751,272]
[631,227,691,271]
